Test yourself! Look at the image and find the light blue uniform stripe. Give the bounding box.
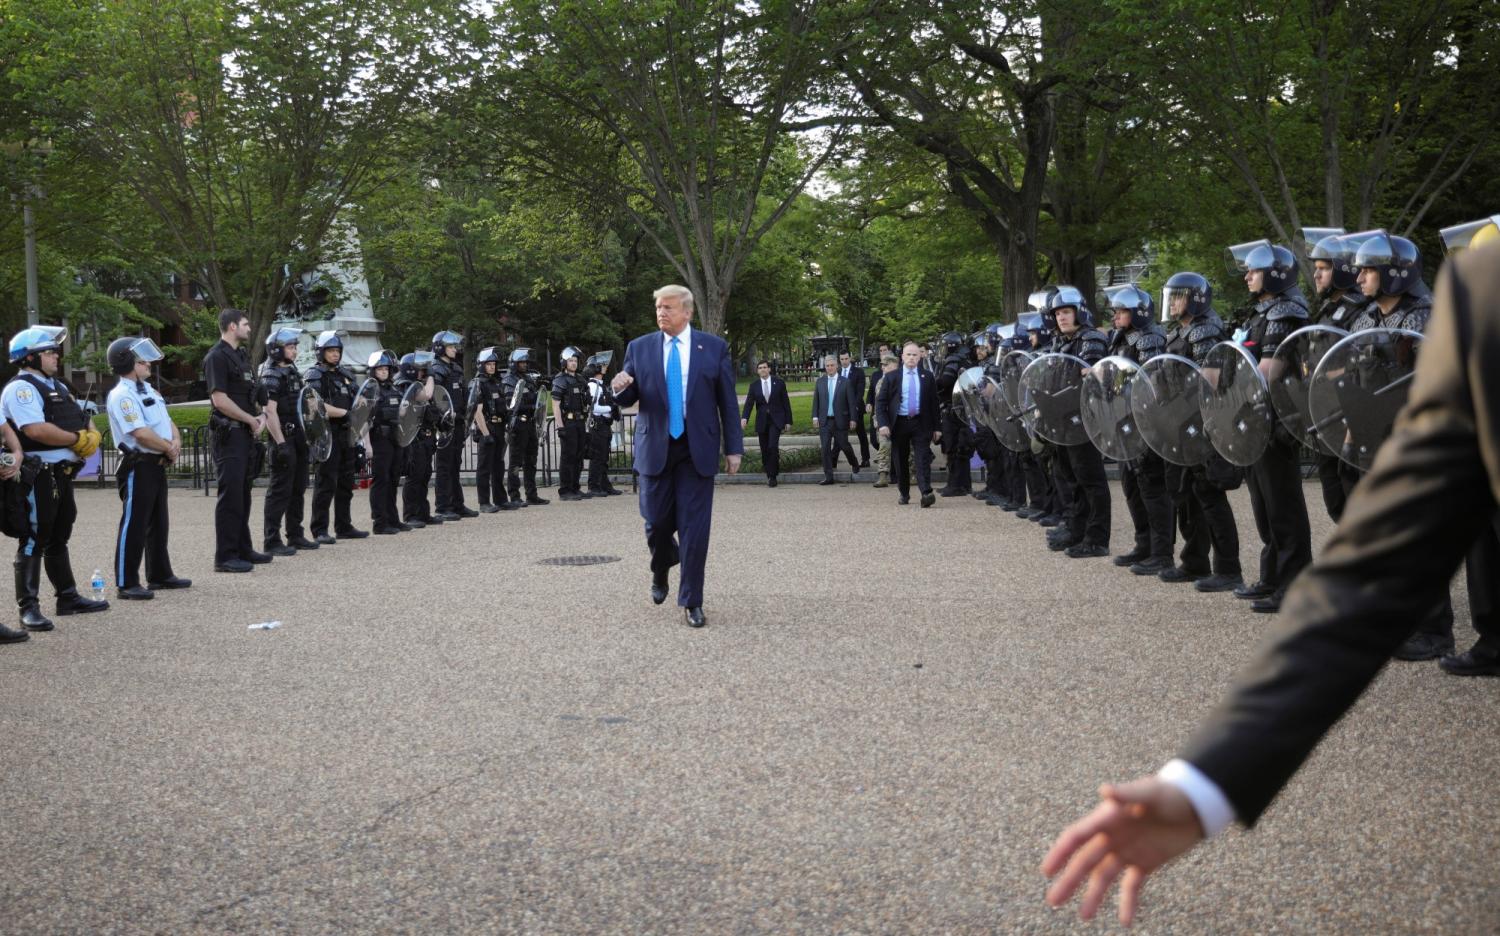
[117,468,135,585]
[22,487,37,557]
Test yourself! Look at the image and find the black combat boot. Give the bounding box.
[14,556,52,632]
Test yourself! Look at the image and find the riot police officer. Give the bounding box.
[1227,240,1313,612]
[365,350,407,534]
[1045,287,1112,559]
[504,348,548,506]
[1104,285,1173,574]
[258,326,316,556]
[304,330,368,543]
[429,330,476,520]
[552,346,591,500]
[397,351,440,527]
[1159,273,1243,592]
[934,331,974,496]
[3,325,109,629]
[971,327,1008,507]
[1306,230,1365,521]
[105,336,190,600]
[469,347,518,512]
[204,309,269,573]
[584,352,623,496]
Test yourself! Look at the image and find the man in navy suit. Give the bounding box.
[740,359,792,486]
[875,341,940,507]
[611,285,744,628]
[813,355,860,485]
[838,350,870,467]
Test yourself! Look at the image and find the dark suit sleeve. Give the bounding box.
[776,381,792,427]
[741,384,756,422]
[1179,251,1499,826]
[614,339,641,409]
[843,377,860,423]
[715,343,744,456]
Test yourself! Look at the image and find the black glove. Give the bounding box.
[272,441,295,468]
[482,434,496,447]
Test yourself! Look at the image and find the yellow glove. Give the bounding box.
[70,427,102,459]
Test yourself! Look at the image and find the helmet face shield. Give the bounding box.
[9,325,68,364]
[411,350,435,369]
[129,338,164,363]
[431,330,463,349]
[509,347,532,365]
[314,329,347,351]
[476,346,500,365]
[367,349,399,370]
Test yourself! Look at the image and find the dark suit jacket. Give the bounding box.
[875,367,938,434]
[614,327,744,477]
[741,376,792,432]
[813,374,858,428]
[841,365,867,410]
[1180,241,1500,825]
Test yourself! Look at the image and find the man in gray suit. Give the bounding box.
[812,355,859,485]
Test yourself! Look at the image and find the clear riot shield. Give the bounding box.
[999,350,1034,413]
[535,384,552,426]
[430,383,457,449]
[950,381,969,423]
[1081,356,1147,462]
[1197,341,1274,467]
[346,378,378,442]
[1308,327,1423,472]
[1269,324,1348,455]
[1130,354,1214,466]
[1018,353,1090,446]
[298,385,333,463]
[396,383,427,448]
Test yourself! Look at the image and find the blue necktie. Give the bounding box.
[667,336,684,439]
[827,377,835,417]
[907,370,918,415]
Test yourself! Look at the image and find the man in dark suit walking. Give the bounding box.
[813,355,859,485]
[875,341,939,507]
[740,359,792,487]
[838,351,870,467]
[611,285,743,629]
[1041,241,1500,924]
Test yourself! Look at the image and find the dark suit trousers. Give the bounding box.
[1246,437,1312,591]
[853,412,870,464]
[639,434,715,608]
[758,423,783,479]
[819,422,857,478]
[1467,513,1500,650]
[891,416,933,496]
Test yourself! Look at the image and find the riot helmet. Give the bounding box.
[431,330,463,354]
[399,350,434,382]
[1011,317,1031,347]
[983,322,1006,349]
[1227,239,1298,296]
[585,350,614,375]
[476,346,501,373]
[1439,215,1500,256]
[1162,272,1212,322]
[265,325,304,363]
[313,329,347,363]
[107,336,164,375]
[940,331,965,355]
[560,345,582,369]
[1307,231,1359,292]
[9,325,68,365]
[1103,284,1154,329]
[1048,285,1094,329]
[509,347,532,370]
[367,348,399,372]
[1352,229,1422,297]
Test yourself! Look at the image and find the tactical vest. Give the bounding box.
[8,373,86,452]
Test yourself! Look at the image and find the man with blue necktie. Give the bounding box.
[875,342,940,507]
[813,354,859,485]
[611,285,744,628]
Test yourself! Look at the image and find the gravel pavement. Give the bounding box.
[2,481,1496,934]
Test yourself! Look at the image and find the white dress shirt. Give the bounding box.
[661,324,692,403]
[1158,759,1237,838]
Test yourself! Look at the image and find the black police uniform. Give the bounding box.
[935,349,974,495]
[204,339,261,565]
[1110,323,1173,565]
[397,370,438,524]
[1052,326,1112,551]
[368,376,404,532]
[7,372,103,620]
[470,371,513,509]
[258,358,311,549]
[586,376,621,494]
[1309,289,1368,521]
[304,358,362,539]
[1239,288,1314,602]
[553,369,589,497]
[1161,314,1242,583]
[504,366,545,504]
[974,355,1009,505]
[430,354,471,517]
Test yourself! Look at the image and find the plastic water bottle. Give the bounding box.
[90,569,105,601]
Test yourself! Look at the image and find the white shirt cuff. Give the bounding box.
[1157,759,1237,839]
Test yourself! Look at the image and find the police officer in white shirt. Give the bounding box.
[105,337,190,600]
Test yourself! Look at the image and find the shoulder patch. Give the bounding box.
[15,386,33,404]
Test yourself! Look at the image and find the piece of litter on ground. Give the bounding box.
[249,621,282,631]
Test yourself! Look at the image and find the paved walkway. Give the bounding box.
[2,483,1494,932]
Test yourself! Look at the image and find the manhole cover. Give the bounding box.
[537,555,623,567]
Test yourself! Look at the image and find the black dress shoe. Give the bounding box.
[526,495,550,505]
[118,585,155,600]
[683,606,707,628]
[55,590,108,615]
[1113,549,1150,567]
[818,478,836,486]
[480,504,502,513]
[939,488,969,497]
[147,576,192,590]
[373,526,401,535]
[287,536,319,550]
[1439,646,1500,676]
[456,506,480,518]
[404,519,427,529]
[498,501,522,510]
[560,493,585,501]
[1393,631,1455,662]
[651,569,669,605]
[920,491,935,508]
[1194,573,1244,593]
[335,527,369,539]
[314,532,337,545]
[0,621,28,643]
[1158,565,1209,583]
[216,559,254,573]
[767,477,778,488]
[265,542,297,557]
[243,550,272,564]
[604,487,624,495]
[20,604,53,631]
[435,512,462,521]
[898,496,910,505]
[1251,593,1282,613]
[1233,580,1275,600]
